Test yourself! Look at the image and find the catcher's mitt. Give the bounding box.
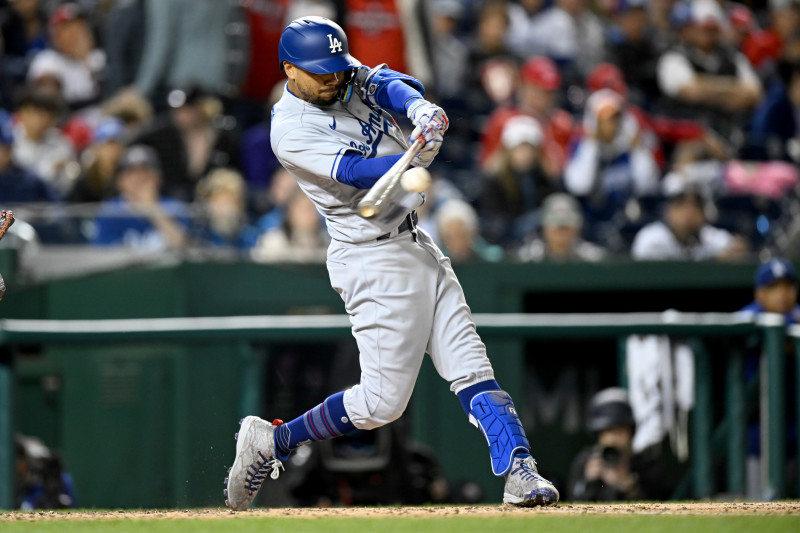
[0,210,13,240]
[0,210,14,301]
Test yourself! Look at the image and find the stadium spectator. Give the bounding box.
[0,109,61,203]
[414,173,465,244]
[0,0,48,106]
[255,167,300,233]
[631,185,749,261]
[251,188,328,263]
[11,86,76,195]
[564,89,660,212]
[741,0,800,73]
[234,0,290,129]
[525,0,606,79]
[745,59,800,161]
[191,168,260,251]
[100,88,154,135]
[464,0,521,118]
[479,115,557,244]
[342,0,417,80]
[516,192,608,262]
[656,0,762,137]
[649,0,681,52]
[480,55,572,178]
[102,0,146,97]
[129,86,238,202]
[131,0,248,104]
[585,62,731,170]
[505,0,549,60]
[567,388,669,501]
[91,144,190,249]
[68,118,126,203]
[605,0,661,108]
[238,81,285,209]
[436,199,503,263]
[27,3,105,111]
[425,0,470,102]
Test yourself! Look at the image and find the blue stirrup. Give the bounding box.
[469,390,530,476]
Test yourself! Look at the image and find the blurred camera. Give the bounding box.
[599,445,623,467]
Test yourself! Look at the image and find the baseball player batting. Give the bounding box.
[225,16,559,510]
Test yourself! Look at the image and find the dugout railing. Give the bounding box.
[0,312,796,508]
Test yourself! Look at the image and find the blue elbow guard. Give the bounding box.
[469,391,530,476]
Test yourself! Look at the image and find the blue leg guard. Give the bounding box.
[468,390,530,477]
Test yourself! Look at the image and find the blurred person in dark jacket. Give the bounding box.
[479,115,557,245]
[129,86,238,202]
[746,59,800,162]
[568,388,669,501]
[605,0,662,107]
[0,0,48,106]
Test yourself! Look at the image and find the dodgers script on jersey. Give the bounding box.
[271,84,424,243]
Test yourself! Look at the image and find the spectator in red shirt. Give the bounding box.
[479,56,572,179]
[742,0,800,73]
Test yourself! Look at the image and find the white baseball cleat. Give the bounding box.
[224,416,284,511]
[503,455,559,507]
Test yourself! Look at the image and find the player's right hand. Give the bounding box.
[409,125,443,168]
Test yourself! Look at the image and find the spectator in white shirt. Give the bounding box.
[631,185,749,261]
[12,87,77,194]
[27,3,106,110]
[655,0,761,135]
[525,0,606,78]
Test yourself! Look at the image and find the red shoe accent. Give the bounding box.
[272,419,284,426]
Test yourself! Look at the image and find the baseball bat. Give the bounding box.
[358,137,425,218]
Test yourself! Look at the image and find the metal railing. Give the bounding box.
[0,311,794,508]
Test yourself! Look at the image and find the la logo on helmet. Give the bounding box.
[327,34,343,53]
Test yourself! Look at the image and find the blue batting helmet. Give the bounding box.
[278,16,360,74]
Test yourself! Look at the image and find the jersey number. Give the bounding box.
[327,34,343,54]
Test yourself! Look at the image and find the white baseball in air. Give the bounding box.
[400,167,431,192]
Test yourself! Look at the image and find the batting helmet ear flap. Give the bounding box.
[278,16,361,74]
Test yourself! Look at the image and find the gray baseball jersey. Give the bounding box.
[270,84,494,430]
[271,84,423,244]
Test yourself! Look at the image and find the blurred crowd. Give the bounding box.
[1,0,800,265]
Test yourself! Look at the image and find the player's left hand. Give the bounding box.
[406,99,449,141]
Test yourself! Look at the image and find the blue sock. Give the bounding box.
[457,379,531,460]
[273,391,356,460]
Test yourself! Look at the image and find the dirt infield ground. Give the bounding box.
[2,501,798,522]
